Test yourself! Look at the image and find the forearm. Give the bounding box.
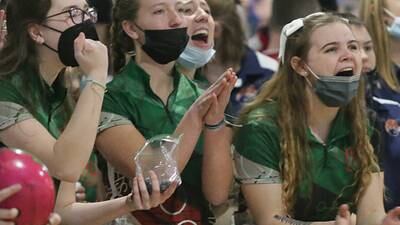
[56,198,131,225]
[55,181,131,225]
[173,110,204,172]
[310,221,334,225]
[356,211,385,225]
[53,75,105,181]
[273,215,335,225]
[356,173,385,225]
[202,126,233,205]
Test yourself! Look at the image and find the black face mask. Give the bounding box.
[43,20,99,67]
[135,24,189,64]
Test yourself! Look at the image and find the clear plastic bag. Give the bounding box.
[134,134,182,194]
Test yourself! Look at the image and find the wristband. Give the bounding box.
[204,118,225,130]
[86,79,107,92]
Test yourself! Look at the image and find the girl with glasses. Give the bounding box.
[0,0,172,224]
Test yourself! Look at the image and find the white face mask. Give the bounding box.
[177,44,216,69]
[385,8,400,39]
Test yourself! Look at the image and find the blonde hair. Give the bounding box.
[360,0,400,91]
[240,13,379,214]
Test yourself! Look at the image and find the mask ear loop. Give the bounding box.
[131,22,147,47]
[133,22,144,32]
[384,7,396,19]
[304,64,320,80]
[302,64,320,89]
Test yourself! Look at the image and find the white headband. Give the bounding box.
[278,12,326,64]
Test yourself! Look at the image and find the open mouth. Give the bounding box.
[191,33,208,44]
[335,68,353,77]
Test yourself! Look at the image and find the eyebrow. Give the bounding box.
[320,39,357,50]
[363,40,373,45]
[180,1,193,7]
[200,2,209,9]
[320,41,338,50]
[149,2,166,8]
[348,39,358,45]
[179,0,193,4]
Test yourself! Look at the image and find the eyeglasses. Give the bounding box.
[46,7,98,24]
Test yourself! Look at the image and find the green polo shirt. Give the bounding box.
[234,101,368,221]
[0,67,69,140]
[98,60,212,222]
[0,67,70,189]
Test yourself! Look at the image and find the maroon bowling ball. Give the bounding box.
[0,148,55,225]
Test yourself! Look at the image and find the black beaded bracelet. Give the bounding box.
[204,119,225,130]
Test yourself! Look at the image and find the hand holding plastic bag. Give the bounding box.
[134,134,182,194]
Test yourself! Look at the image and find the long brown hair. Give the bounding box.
[206,0,245,67]
[240,13,379,214]
[0,0,73,124]
[111,0,139,73]
[360,0,400,91]
[0,0,51,77]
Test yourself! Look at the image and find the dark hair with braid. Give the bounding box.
[111,0,139,73]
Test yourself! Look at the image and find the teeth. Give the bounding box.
[194,29,208,35]
[340,67,353,72]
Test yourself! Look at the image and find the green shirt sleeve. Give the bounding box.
[0,80,24,103]
[234,117,282,184]
[0,81,33,130]
[98,89,133,133]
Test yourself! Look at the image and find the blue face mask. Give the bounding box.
[385,8,400,39]
[387,17,400,39]
[177,45,216,69]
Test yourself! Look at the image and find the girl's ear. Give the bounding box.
[290,56,308,77]
[27,23,45,44]
[121,20,139,40]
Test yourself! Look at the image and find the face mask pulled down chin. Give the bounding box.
[136,25,189,65]
[306,65,361,107]
[177,44,216,69]
[387,17,400,39]
[43,20,99,67]
[385,8,400,39]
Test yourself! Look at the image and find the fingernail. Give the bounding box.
[11,208,19,217]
